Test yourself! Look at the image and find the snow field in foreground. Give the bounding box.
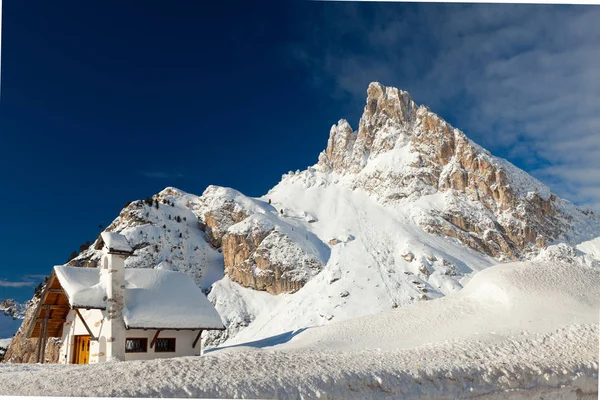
[1,255,599,399]
[0,324,596,399]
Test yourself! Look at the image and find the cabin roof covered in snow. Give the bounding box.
[98,232,134,254]
[53,266,106,309]
[53,266,225,330]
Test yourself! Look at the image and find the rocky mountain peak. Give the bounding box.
[358,82,416,149]
[318,82,418,174]
[315,82,600,260]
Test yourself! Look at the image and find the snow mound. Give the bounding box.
[263,249,600,352]
[196,185,273,219]
[577,236,600,262]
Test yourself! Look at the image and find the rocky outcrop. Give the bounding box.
[3,298,61,364]
[319,84,418,174]
[317,82,597,260]
[194,186,272,248]
[193,186,327,294]
[221,214,324,295]
[203,205,249,248]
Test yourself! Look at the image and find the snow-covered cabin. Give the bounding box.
[26,232,225,364]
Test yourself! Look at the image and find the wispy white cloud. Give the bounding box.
[0,274,47,288]
[22,274,47,280]
[291,4,600,210]
[0,280,36,288]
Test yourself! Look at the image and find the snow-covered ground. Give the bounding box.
[0,338,11,348]
[1,248,598,399]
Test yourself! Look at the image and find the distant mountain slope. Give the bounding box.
[5,83,600,361]
[0,300,27,321]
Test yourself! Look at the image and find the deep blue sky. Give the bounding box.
[0,1,345,303]
[1,1,598,306]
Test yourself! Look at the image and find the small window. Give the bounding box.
[155,338,176,353]
[125,338,147,353]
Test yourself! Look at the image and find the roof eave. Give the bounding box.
[125,325,226,331]
[107,248,134,256]
[72,305,107,310]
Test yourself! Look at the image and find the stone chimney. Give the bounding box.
[97,232,133,361]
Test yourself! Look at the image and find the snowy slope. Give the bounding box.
[202,83,600,347]
[266,244,600,352]
[70,187,224,292]
[1,248,597,399]
[211,178,497,346]
[577,236,600,261]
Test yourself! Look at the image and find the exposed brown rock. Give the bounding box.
[221,222,323,295]
[402,252,415,262]
[202,206,248,248]
[3,298,61,364]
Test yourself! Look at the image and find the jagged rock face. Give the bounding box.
[321,120,357,173]
[355,83,417,161]
[0,299,27,320]
[203,207,248,248]
[221,215,323,295]
[194,186,270,248]
[3,298,61,364]
[317,82,596,260]
[194,186,325,294]
[319,85,417,174]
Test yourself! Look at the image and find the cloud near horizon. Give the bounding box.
[291,4,600,210]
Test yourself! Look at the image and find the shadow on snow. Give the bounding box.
[206,328,308,353]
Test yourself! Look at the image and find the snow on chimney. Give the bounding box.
[98,232,133,361]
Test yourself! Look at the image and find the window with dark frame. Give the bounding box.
[125,338,148,353]
[155,338,176,352]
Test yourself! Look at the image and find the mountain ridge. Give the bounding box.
[4,82,600,362]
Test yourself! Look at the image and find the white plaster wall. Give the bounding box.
[101,252,127,362]
[123,329,202,361]
[58,309,106,364]
[58,313,205,363]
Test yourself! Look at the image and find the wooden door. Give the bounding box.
[74,335,90,364]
